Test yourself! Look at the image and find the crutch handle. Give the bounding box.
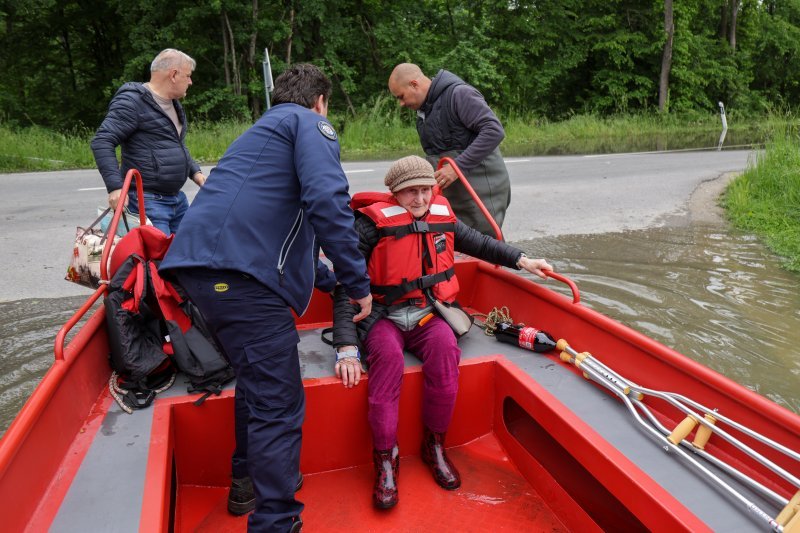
[668,415,699,445]
[692,413,717,450]
[777,490,800,527]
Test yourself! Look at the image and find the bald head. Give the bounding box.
[389,63,424,85]
[388,63,431,111]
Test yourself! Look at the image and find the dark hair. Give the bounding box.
[271,63,332,108]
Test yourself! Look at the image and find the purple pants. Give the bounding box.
[364,316,461,450]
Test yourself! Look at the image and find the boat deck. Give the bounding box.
[185,433,560,532]
[46,322,773,532]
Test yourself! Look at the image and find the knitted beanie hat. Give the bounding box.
[384,155,437,192]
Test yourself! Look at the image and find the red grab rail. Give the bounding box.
[545,270,580,304]
[436,157,503,241]
[54,169,146,361]
[437,158,579,303]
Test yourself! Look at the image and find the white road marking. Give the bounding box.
[344,169,375,174]
[78,187,107,191]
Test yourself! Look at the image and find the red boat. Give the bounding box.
[0,169,798,532]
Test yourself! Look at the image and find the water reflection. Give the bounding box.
[502,129,761,157]
[518,225,800,413]
[0,295,96,434]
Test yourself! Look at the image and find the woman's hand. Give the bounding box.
[334,345,365,388]
[518,256,553,279]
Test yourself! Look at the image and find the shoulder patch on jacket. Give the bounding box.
[317,121,338,141]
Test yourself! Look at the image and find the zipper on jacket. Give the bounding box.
[299,236,318,316]
[278,209,304,286]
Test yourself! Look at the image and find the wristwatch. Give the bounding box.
[336,347,360,361]
[516,252,527,267]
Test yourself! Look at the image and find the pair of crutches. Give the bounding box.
[556,338,800,532]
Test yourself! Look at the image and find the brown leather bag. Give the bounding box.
[431,297,473,338]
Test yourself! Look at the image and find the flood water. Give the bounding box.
[1,223,798,435]
[502,129,760,157]
[0,295,97,433]
[518,225,800,413]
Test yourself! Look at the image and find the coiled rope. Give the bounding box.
[473,306,514,336]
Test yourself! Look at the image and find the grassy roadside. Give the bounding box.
[0,111,783,173]
[723,133,800,273]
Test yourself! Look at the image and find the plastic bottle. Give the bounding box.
[494,322,557,353]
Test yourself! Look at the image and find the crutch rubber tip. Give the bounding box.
[556,339,569,351]
[777,490,800,527]
[667,415,698,445]
[691,413,717,450]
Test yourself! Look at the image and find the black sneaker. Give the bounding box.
[227,476,255,516]
[227,473,304,516]
[289,516,303,532]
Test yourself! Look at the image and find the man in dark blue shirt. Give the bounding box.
[160,64,371,532]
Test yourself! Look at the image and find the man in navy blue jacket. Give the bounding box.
[91,48,205,235]
[160,64,371,533]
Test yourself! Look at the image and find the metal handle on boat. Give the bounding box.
[54,285,106,361]
[545,271,580,304]
[437,157,503,242]
[55,169,146,361]
[100,169,146,282]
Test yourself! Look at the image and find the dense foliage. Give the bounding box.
[2,0,800,131]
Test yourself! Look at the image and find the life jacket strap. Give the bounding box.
[378,221,455,240]
[371,267,456,305]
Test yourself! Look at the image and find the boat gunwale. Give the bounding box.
[472,259,800,436]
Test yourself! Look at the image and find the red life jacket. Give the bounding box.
[105,226,233,409]
[354,192,459,306]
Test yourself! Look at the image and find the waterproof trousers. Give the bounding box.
[364,317,461,450]
[175,268,303,533]
[426,148,510,238]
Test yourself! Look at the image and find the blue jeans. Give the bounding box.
[128,191,188,235]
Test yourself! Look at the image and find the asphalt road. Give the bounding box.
[0,149,754,302]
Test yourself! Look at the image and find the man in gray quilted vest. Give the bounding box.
[91,48,206,235]
[388,63,511,238]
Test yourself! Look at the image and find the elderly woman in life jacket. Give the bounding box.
[331,155,552,509]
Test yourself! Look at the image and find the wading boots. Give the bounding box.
[372,445,399,509]
[421,427,461,490]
